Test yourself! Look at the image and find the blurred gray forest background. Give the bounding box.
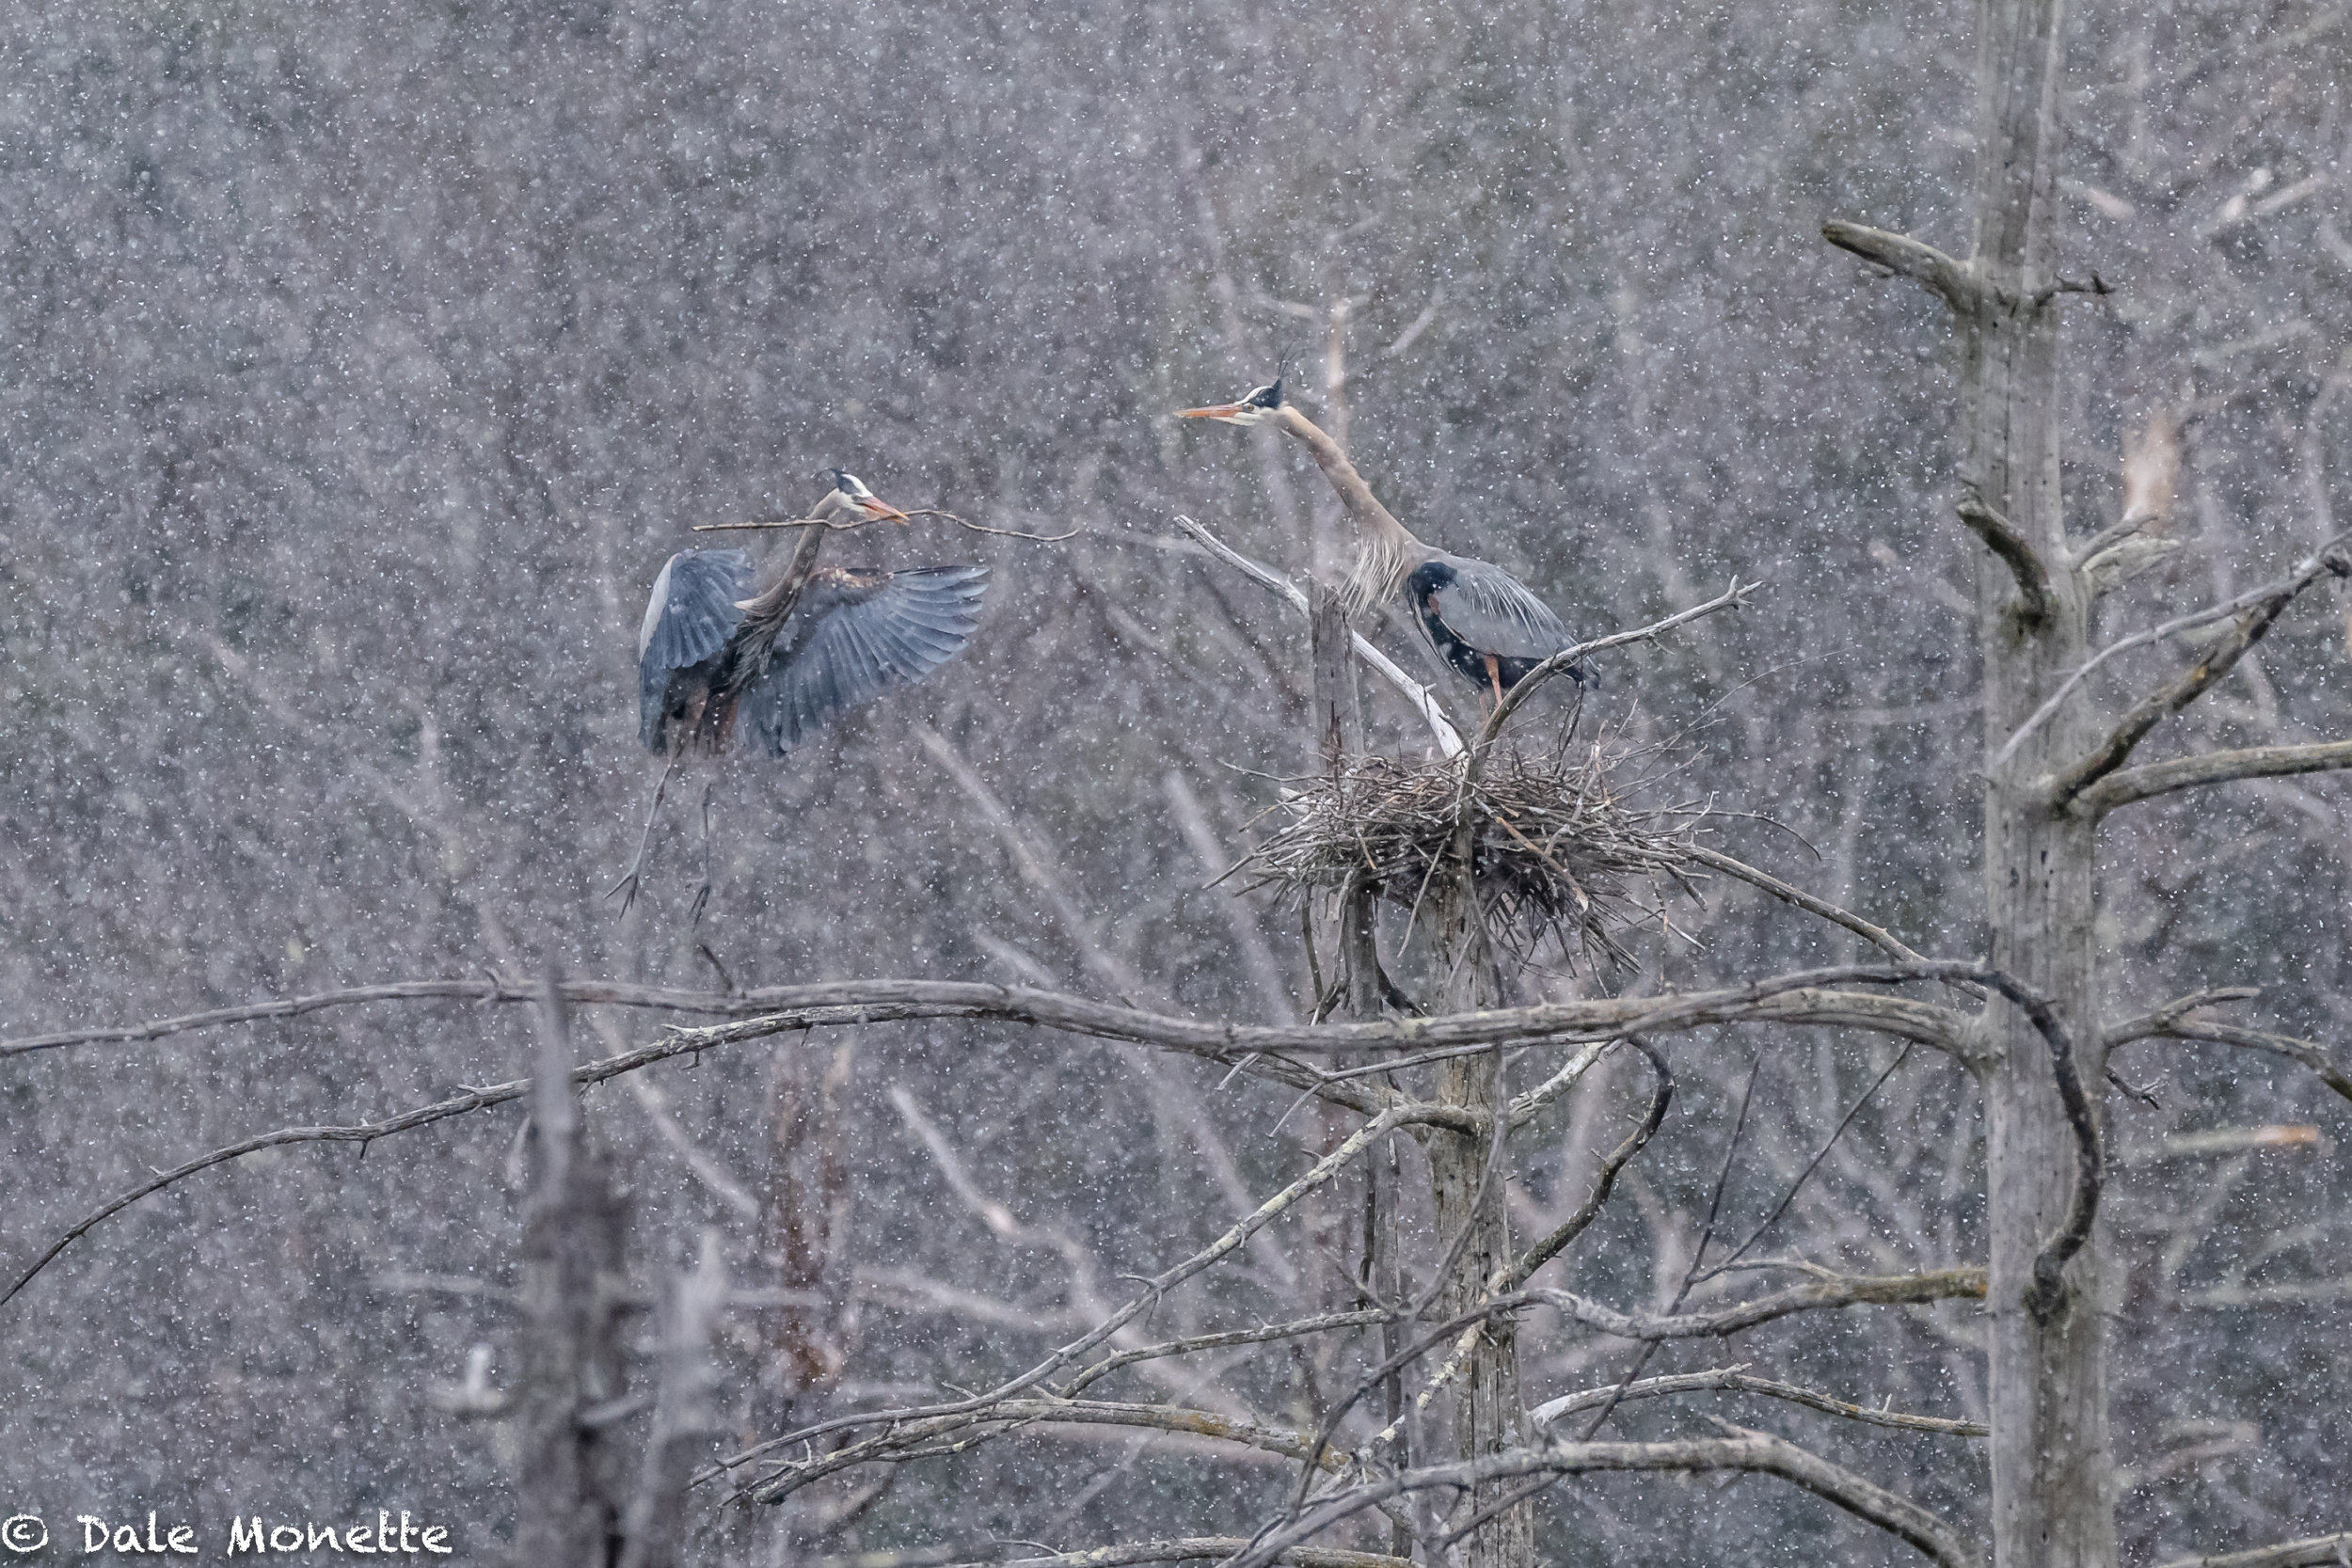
[2,0,2347,1560]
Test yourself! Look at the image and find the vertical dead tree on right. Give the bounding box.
[1825,3,2352,1565]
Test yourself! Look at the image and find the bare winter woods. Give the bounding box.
[2,2,2349,1566]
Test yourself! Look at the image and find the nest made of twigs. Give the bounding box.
[1239,745,1705,972]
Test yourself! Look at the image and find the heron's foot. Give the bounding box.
[686,879,713,928]
[604,868,645,913]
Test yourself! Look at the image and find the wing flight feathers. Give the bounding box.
[638,548,753,749]
[744,564,988,756]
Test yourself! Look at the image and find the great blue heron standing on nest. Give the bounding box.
[1180,379,1590,704]
[612,468,989,914]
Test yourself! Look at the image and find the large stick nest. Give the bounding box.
[1239,746,1705,973]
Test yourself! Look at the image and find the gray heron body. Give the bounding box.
[613,470,989,913]
[1179,380,1589,702]
[636,471,988,757]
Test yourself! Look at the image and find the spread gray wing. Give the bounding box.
[743,564,989,757]
[637,548,751,749]
[1426,555,1572,660]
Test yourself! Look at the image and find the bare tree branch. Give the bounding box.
[1057,1311,1392,1400]
[1821,221,1979,313]
[3,962,2026,1308]
[2110,1010,2352,1109]
[5,961,1983,1075]
[2077,738,2352,816]
[905,1399,1356,1471]
[1512,1040,1673,1283]
[1230,1425,1984,1568]
[948,1541,1413,1568]
[2103,988,2264,1043]
[627,1075,761,1220]
[2155,1532,2352,1568]
[1168,515,1464,756]
[1527,1366,1987,1437]
[1988,535,2349,782]
[917,724,1152,1002]
[1502,1039,1612,1129]
[1532,1266,1987,1339]
[0,975,811,1063]
[1679,846,1992,1009]
[2050,545,2351,806]
[1954,499,2057,626]
[1164,768,1297,1020]
[730,1101,1436,1503]
[1467,579,1759,760]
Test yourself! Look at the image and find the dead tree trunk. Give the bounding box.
[617,1230,728,1568]
[1425,882,1530,1567]
[1963,8,2116,1562]
[513,979,631,1567]
[1830,2,2115,1562]
[1313,585,1420,1560]
[1425,1043,1531,1568]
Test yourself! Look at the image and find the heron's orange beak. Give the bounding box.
[856,496,912,524]
[1178,403,1250,422]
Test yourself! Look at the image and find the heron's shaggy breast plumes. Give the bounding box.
[1343,533,1415,616]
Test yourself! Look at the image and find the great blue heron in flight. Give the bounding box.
[613,468,989,912]
[1180,379,1590,703]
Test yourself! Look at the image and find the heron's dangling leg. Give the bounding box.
[686,777,718,927]
[606,754,681,914]
[1484,653,1506,710]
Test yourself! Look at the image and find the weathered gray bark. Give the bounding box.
[617,1230,728,1568]
[1959,8,2115,1567]
[513,980,631,1568]
[1313,585,1415,1560]
[1425,1040,1531,1568]
[1833,2,2115,1562]
[1310,585,1365,783]
[1423,890,1530,1568]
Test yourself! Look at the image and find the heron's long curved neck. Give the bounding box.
[1274,404,1429,605]
[738,494,840,661]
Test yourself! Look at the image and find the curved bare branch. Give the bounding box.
[1533,1266,1987,1339]
[1954,498,2057,626]
[950,1542,1411,1568]
[0,975,787,1062]
[921,1398,1353,1470]
[5,963,2025,1313]
[2113,1016,2352,1109]
[1684,846,1930,965]
[1168,514,1463,756]
[2078,738,2352,816]
[1994,533,2348,787]
[7,965,1984,1075]
[2155,1533,2352,1568]
[1503,1040,1613,1129]
[733,1100,1430,1503]
[1466,579,1758,764]
[2051,544,2348,806]
[1528,1366,1987,1437]
[1822,221,1980,316]
[1512,1039,1673,1284]
[1057,1310,1391,1400]
[1230,1426,1984,1568]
